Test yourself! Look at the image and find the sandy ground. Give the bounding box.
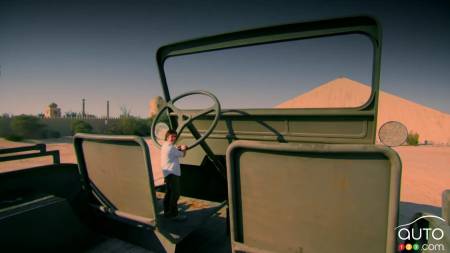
[1,137,449,223]
[393,145,450,223]
[394,146,450,206]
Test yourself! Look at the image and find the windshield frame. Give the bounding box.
[156,16,381,113]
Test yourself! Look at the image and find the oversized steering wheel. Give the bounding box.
[151,90,221,150]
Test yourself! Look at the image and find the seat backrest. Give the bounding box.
[74,134,158,226]
[226,141,401,253]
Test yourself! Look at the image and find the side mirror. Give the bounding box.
[378,121,408,147]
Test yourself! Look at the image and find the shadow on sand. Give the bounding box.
[22,136,73,144]
[399,201,441,225]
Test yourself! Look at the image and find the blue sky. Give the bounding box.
[0,0,449,117]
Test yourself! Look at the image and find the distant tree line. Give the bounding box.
[0,115,60,141]
[72,106,153,136]
[0,113,153,142]
[71,117,152,136]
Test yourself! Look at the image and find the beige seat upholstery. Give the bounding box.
[226,140,401,253]
[74,133,224,252]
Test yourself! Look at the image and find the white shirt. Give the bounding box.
[161,142,184,177]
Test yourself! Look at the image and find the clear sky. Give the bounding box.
[0,0,449,117]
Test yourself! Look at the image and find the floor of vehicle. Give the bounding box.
[84,237,151,253]
[174,206,230,253]
[85,206,230,253]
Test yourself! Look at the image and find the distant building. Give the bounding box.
[148,96,165,118]
[44,102,61,118]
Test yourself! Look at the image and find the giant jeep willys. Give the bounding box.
[1,16,448,253]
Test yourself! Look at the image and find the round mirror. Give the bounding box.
[378,121,408,147]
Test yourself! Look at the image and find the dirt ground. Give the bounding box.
[394,145,450,207]
[1,137,449,222]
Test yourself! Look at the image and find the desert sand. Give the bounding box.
[394,145,450,206]
[276,77,450,145]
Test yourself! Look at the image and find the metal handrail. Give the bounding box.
[0,144,60,164]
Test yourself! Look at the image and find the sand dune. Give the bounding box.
[276,77,450,145]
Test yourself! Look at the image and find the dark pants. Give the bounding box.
[163,174,180,217]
